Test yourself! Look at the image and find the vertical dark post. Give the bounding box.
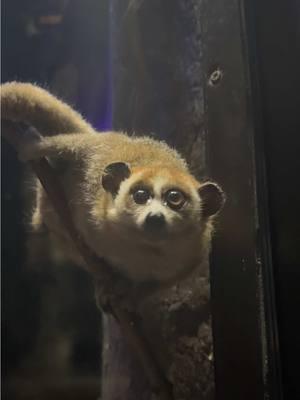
[203,0,282,399]
[202,0,264,396]
[104,1,215,399]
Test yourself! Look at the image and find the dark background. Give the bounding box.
[1,0,300,399]
[1,1,110,399]
[253,0,300,398]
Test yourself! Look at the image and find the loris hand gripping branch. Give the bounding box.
[1,82,225,291]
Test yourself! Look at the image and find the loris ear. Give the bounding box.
[198,182,225,217]
[102,162,131,196]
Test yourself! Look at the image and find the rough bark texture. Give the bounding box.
[111,0,207,177]
[102,1,214,399]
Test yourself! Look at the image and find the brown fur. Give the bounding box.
[130,166,200,193]
[1,81,94,135]
[1,82,224,286]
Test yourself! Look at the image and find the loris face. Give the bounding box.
[101,162,225,242]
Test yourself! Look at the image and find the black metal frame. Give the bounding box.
[251,0,300,397]
[202,0,283,399]
[243,2,284,398]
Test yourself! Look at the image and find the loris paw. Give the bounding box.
[94,277,137,313]
[17,126,43,162]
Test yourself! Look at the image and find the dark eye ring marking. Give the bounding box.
[132,188,152,204]
[164,189,186,210]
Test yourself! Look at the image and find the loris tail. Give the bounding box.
[1,82,95,136]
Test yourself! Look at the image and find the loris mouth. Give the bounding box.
[139,241,164,255]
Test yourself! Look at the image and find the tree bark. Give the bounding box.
[102,1,215,399]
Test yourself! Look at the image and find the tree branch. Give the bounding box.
[2,120,173,400]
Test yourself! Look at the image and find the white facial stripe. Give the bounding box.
[152,176,169,198]
[135,200,171,227]
[147,199,166,214]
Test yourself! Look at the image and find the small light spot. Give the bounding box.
[208,68,223,86]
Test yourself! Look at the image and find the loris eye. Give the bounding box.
[165,190,186,210]
[132,188,151,204]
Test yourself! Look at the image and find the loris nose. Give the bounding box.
[144,212,166,231]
